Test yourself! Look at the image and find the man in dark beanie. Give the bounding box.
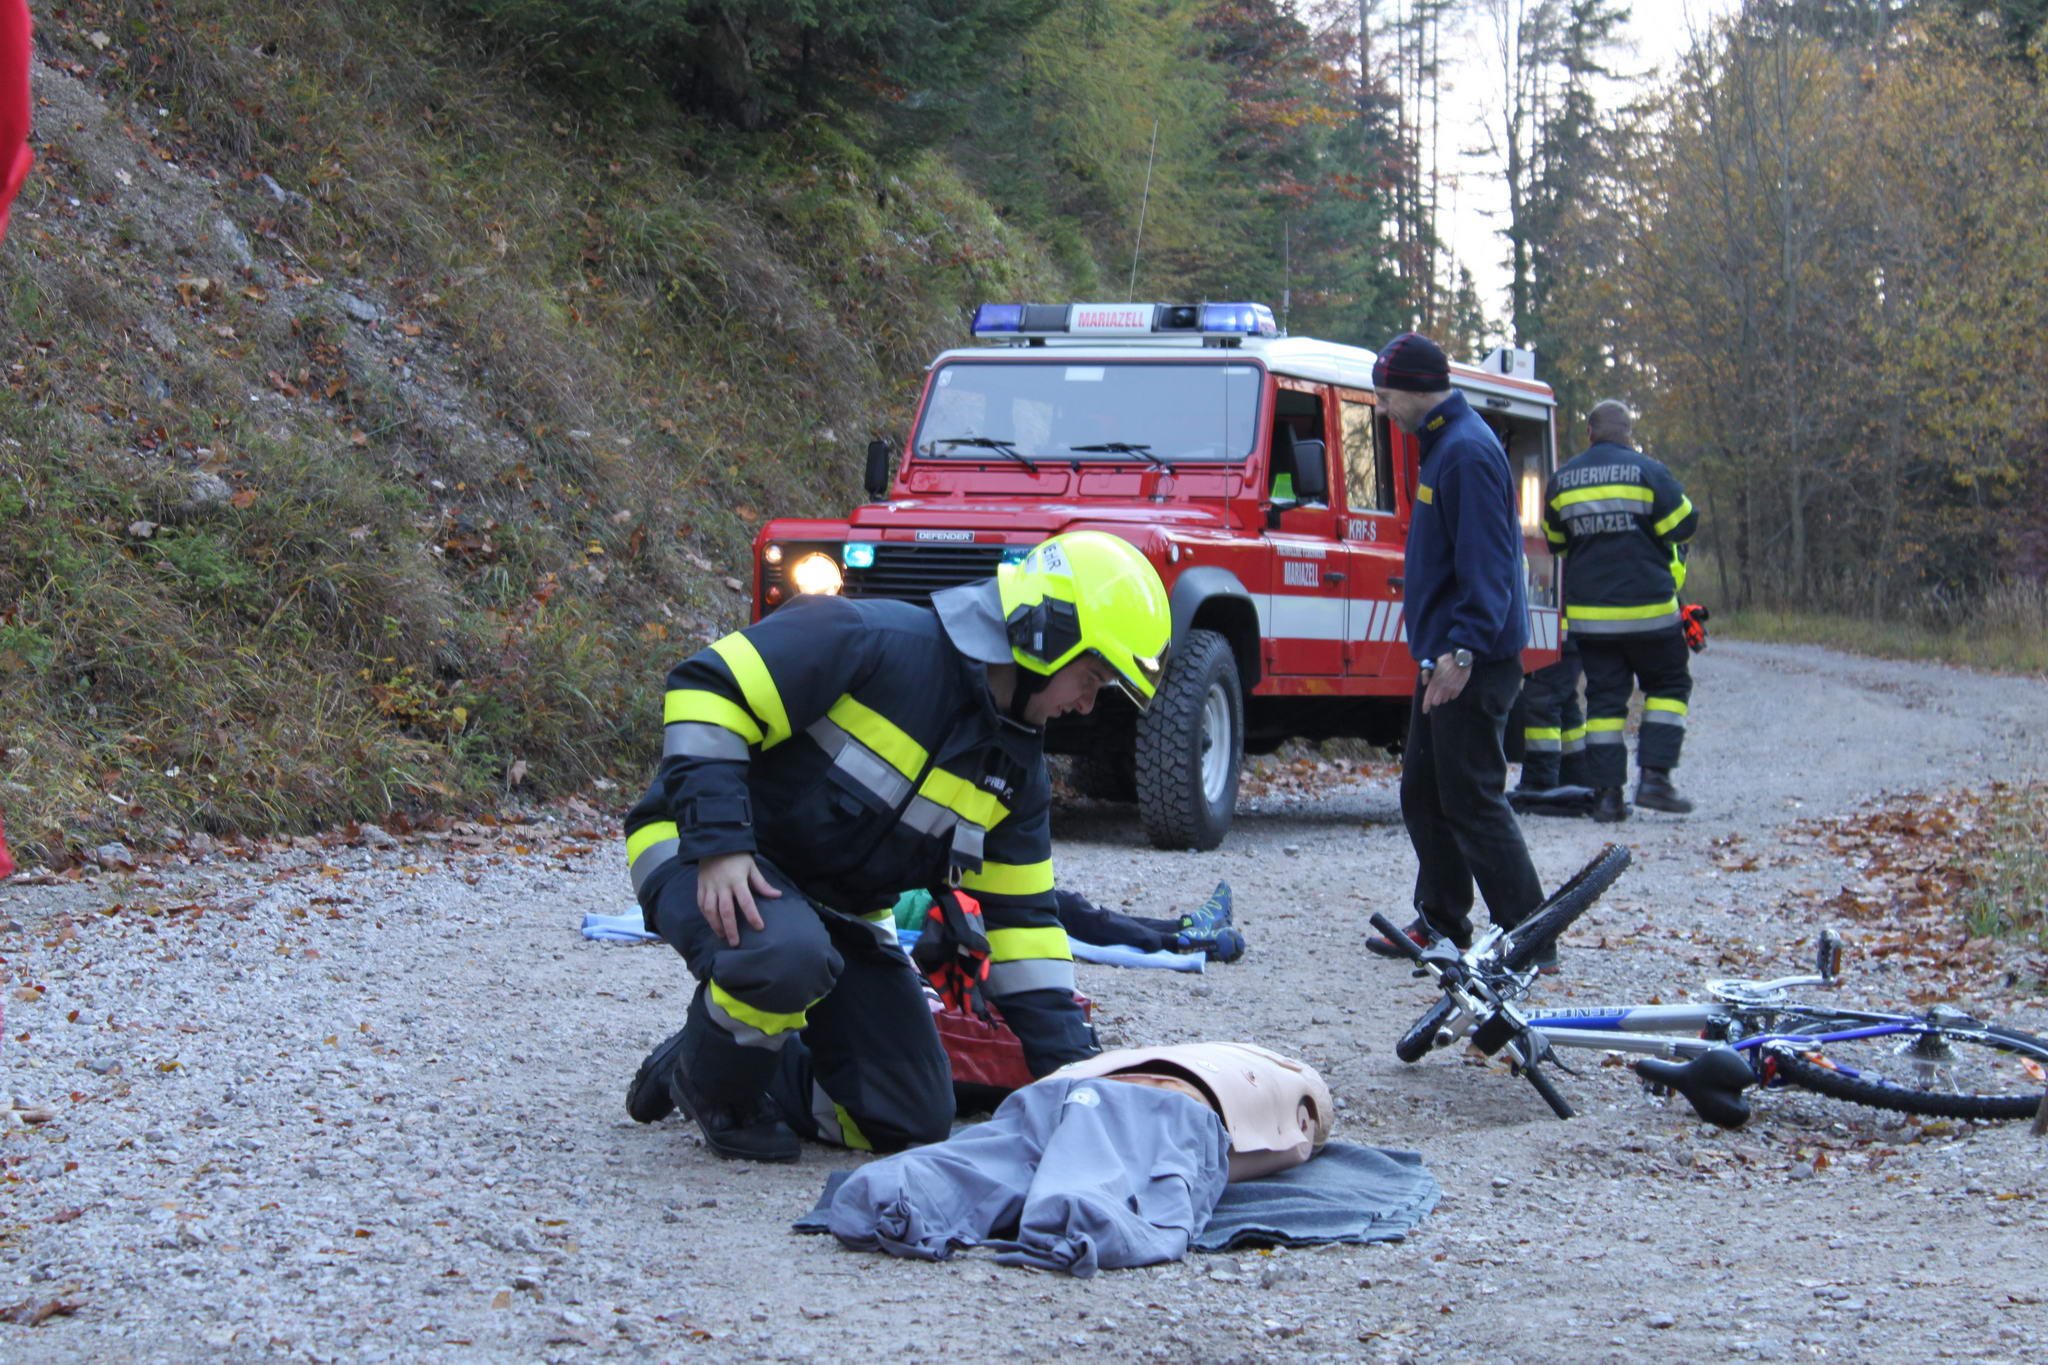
[1366,333,1549,965]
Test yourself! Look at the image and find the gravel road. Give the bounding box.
[5,641,2047,1364]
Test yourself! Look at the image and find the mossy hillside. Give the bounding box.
[0,0,1072,866]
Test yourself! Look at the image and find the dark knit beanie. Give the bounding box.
[1372,332,1450,392]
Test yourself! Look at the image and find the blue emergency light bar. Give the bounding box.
[971,301,1278,340]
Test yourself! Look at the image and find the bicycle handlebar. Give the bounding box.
[1368,913,1427,965]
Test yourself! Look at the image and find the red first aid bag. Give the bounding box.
[927,991,1093,1093]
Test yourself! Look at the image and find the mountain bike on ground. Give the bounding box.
[1372,844,2048,1128]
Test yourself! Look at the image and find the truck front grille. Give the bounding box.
[844,543,1011,606]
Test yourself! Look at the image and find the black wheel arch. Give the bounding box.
[1168,566,1260,694]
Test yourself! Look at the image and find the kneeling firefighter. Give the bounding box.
[621,531,1171,1161]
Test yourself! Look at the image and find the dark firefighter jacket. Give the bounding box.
[622,585,1073,1000]
[1401,390,1531,665]
[1542,440,1699,636]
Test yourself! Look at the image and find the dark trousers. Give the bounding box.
[1400,655,1545,933]
[643,857,954,1152]
[1515,634,1588,790]
[1579,628,1693,788]
[1053,888,1179,953]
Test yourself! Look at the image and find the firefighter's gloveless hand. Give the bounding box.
[696,851,782,946]
[1421,654,1472,713]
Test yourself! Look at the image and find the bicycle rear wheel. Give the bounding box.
[1499,843,1631,973]
[1770,1018,2048,1121]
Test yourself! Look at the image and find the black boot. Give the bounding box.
[1591,786,1629,823]
[1635,767,1695,814]
[625,1025,689,1123]
[667,1059,800,1163]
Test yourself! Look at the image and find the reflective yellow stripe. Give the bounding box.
[827,694,926,781]
[664,689,764,745]
[1585,717,1626,733]
[962,859,1055,898]
[626,821,679,864]
[709,981,810,1037]
[834,1103,873,1152]
[708,633,792,749]
[1525,727,1562,742]
[986,925,1073,963]
[1562,725,1587,741]
[1644,697,1689,716]
[918,766,1008,830]
[1567,599,1679,621]
[1545,525,1567,544]
[1653,496,1695,538]
[1416,483,1434,505]
[1553,483,1652,508]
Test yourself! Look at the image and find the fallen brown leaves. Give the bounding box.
[1789,783,2047,1006]
[0,1296,86,1327]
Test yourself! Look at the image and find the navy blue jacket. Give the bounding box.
[1400,391,1530,665]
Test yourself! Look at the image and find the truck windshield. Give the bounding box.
[913,360,1261,464]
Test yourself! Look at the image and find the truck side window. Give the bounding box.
[1340,399,1393,513]
[1271,388,1327,504]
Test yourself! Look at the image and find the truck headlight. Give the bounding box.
[790,552,844,596]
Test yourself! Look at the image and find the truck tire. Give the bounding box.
[1070,748,1137,803]
[1135,629,1243,850]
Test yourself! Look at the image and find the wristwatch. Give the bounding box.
[1451,648,1474,669]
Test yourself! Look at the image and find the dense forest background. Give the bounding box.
[2,0,2045,861]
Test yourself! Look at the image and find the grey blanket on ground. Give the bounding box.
[797,1112,1439,1266]
[819,1077,1231,1278]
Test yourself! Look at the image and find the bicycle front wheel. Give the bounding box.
[1499,843,1631,973]
[1770,1018,2048,1121]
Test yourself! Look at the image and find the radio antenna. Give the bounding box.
[1127,118,1160,302]
[1282,217,1292,335]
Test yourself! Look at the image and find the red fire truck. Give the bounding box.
[751,301,1562,850]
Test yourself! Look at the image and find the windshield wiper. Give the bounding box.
[927,436,1038,473]
[1068,442,1169,468]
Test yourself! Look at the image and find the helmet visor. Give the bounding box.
[1091,646,1165,713]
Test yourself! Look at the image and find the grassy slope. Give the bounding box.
[0,0,1071,866]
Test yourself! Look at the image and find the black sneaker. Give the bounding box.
[667,1062,800,1163]
[625,1026,689,1124]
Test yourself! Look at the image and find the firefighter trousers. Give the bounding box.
[1515,634,1588,790]
[1578,627,1693,789]
[1399,656,1545,934]
[642,856,954,1153]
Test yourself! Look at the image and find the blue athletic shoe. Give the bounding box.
[1174,926,1245,963]
[1178,881,1233,938]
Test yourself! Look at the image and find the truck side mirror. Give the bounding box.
[1291,439,1327,503]
[864,439,893,498]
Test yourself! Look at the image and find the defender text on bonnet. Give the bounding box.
[753,302,1561,850]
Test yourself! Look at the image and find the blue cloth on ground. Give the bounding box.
[1192,1142,1439,1250]
[797,1140,1438,1257]
[824,1077,1230,1278]
[580,910,660,943]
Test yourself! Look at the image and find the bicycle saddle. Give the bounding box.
[1634,1048,1755,1129]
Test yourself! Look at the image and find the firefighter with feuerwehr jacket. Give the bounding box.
[1543,400,1700,822]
